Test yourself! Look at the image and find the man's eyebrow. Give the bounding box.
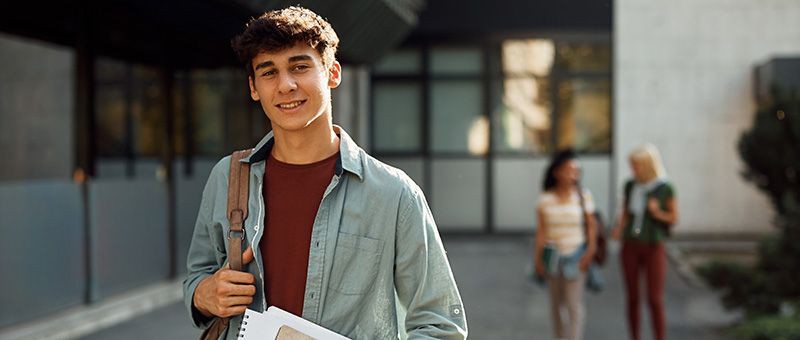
[254,60,274,71]
[253,55,312,71]
[288,55,313,63]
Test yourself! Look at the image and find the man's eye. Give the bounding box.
[294,65,309,71]
[262,70,276,77]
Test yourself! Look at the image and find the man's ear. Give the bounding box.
[328,61,342,89]
[248,76,260,101]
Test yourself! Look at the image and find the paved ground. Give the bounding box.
[79,237,737,340]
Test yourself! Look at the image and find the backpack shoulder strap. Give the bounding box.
[576,185,591,233]
[623,180,635,206]
[226,149,252,271]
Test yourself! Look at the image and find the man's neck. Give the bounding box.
[270,117,339,165]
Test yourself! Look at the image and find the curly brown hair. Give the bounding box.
[231,6,339,78]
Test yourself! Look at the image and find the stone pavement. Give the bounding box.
[78,236,739,340]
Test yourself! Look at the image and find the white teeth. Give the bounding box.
[279,101,302,109]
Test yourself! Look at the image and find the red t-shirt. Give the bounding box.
[261,151,338,316]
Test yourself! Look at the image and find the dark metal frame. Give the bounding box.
[370,33,613,234]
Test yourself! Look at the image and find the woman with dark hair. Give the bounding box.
[534,149,597,340]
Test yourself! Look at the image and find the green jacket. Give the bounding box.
[183,126,467,339]
[622,179,676,243]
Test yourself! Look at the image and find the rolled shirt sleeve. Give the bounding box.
[394,184,468,339]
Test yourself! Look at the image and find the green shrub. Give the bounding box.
[700,87,800,338]
[732,315,800,340]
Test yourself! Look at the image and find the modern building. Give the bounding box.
[2,0,798,333]
[613,0,800,236]
[0,0,423,330]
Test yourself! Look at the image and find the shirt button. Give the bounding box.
[454,308,460,315]
[254,225,260,231]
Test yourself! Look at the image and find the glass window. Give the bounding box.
[373,82,422,152]
[502,39,555,77]
[556,78,611,152]
[430,47,482,75]
[492,77,552,153]
[555,42,611,72]
[131,65,164,157]
[222,73,253,152]
[373,49,421,74]
[172,72,187,156]
[430,80,486,155]
[0,34,74,181]
[95,58,128,158]
[191,70,226,156]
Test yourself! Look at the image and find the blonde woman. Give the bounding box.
[535,149,597,340]
[612,144,678,340]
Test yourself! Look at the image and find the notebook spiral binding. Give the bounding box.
[237,314,250,338]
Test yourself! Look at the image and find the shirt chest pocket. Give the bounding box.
[329,232,384,295]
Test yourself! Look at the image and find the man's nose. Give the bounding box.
[277,72,297,94]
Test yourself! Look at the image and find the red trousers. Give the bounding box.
[621,240,666,340]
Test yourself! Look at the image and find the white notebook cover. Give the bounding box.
[237,307,350,340]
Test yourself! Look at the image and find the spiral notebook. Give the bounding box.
[237,307,350,340]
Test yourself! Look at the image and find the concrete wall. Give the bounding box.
[0,33,74,181]
[614,0,800,234]
[0,181,85,328]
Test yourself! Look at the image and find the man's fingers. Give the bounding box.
[223,247,254,269]
[242,247,254,265]
[220,306,248,318]
[225,282,256,297]
[223,295,254,307]
[220,269,256,284]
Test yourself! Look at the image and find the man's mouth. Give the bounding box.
[276,100,306,110]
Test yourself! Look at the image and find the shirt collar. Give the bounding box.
[241,125,364,181]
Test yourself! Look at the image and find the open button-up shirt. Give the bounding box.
[183,126,468,339]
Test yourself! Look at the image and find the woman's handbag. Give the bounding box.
[577,186,608,266]
[200,149,252,340]
[585,263,605,293]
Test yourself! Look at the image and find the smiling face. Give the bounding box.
[555,159,581,186]
[248,43,341,135]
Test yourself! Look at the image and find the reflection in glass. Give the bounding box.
[172,73,186,156]
[430,47,482,75]
[468,116,489,156]
[493,77,552,153]
[502,39,555,76]
[190,69,229,156]
[95,58,128,157]
[430,80,486,154]
[373,49,421,74]
[131,65,164,157]
[373,82,422,152]
[555,42,611,72]
[557,79,611,152]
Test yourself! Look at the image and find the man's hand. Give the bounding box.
[193,247,256,318]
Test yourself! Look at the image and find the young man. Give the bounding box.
[183,6,467,339]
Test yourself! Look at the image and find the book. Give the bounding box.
[541,242,558,274]
[237,307,351,340]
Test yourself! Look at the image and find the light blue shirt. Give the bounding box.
[183,126,468,339]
